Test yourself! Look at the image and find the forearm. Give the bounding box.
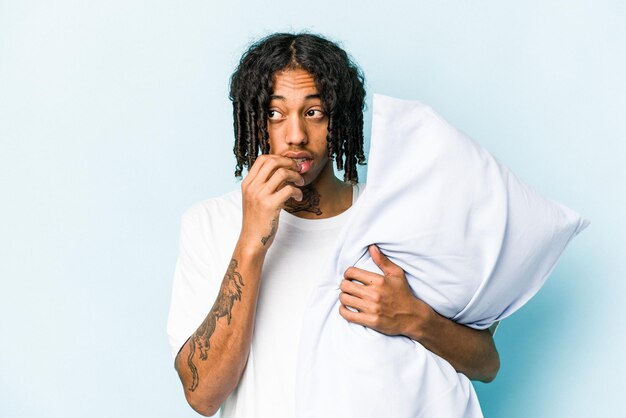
[340,246,500,382]
[406,307,500,382]
[175,242,265,416]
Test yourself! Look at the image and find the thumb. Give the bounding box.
[369,244,396,276]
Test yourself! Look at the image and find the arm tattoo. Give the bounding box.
[284,185,322,215]
[186,258,244,392]
[261,216,278,246]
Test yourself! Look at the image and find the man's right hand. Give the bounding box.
[239,155,304,251]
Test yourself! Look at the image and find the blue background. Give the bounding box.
[1,1,624,417]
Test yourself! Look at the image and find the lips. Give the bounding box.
[283,152,313,174]
[295,158,313,174]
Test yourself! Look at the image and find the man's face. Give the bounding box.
[267,68,330,186]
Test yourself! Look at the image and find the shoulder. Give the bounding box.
[182,188,242,224]
[178,189,242,246]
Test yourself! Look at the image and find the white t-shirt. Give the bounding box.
[167,184,363,418]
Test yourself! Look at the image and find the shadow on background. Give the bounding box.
[474,253,592,418]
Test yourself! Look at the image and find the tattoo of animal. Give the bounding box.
[186,259,245,392]
[284,185,322,215]
[261,216,278,246]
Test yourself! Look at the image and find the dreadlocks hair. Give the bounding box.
[229,32,366,183]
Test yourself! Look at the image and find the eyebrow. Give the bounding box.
[269,94,321,101]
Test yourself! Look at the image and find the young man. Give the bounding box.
[167,33,499,417]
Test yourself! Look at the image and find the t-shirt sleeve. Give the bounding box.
[166,206,224,359]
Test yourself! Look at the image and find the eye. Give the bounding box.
[306,109,326,119]
[268,109,283,120]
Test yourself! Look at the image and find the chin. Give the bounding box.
[301,159,331,186]
[299,177,315,188]
[300,169,323,187]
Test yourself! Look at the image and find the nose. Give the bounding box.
[285,115,307,145]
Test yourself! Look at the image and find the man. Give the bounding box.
[167,32,499,417]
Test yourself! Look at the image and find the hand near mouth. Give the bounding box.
[239,155,304,250]
[283,152,314,174]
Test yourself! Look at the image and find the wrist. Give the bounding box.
[239,215,280,254]
[404,297,439,343]
[235,240,268,260]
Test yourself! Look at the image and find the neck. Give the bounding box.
[284,162,353,219]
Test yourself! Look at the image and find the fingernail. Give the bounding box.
[371,244,380,253]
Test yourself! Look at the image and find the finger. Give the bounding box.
[339,304,358,322]
[339,305,375,328]
[269,184,303,205]
[339,292,372,313]
[340,279,370,299]
[264,167,304,194]
[369,244,402,277]
[244,154,270,183]
[339,304,362,322]
[250,156,299,186]
[343,266,382,287]
[341,279,383,304]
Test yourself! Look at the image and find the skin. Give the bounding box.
[175,68,499,416]
[340,245,499,382]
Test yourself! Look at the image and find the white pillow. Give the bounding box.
[363,94,589,327]
[295,94,588,417]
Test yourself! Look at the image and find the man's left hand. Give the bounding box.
[339,244,435,337]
